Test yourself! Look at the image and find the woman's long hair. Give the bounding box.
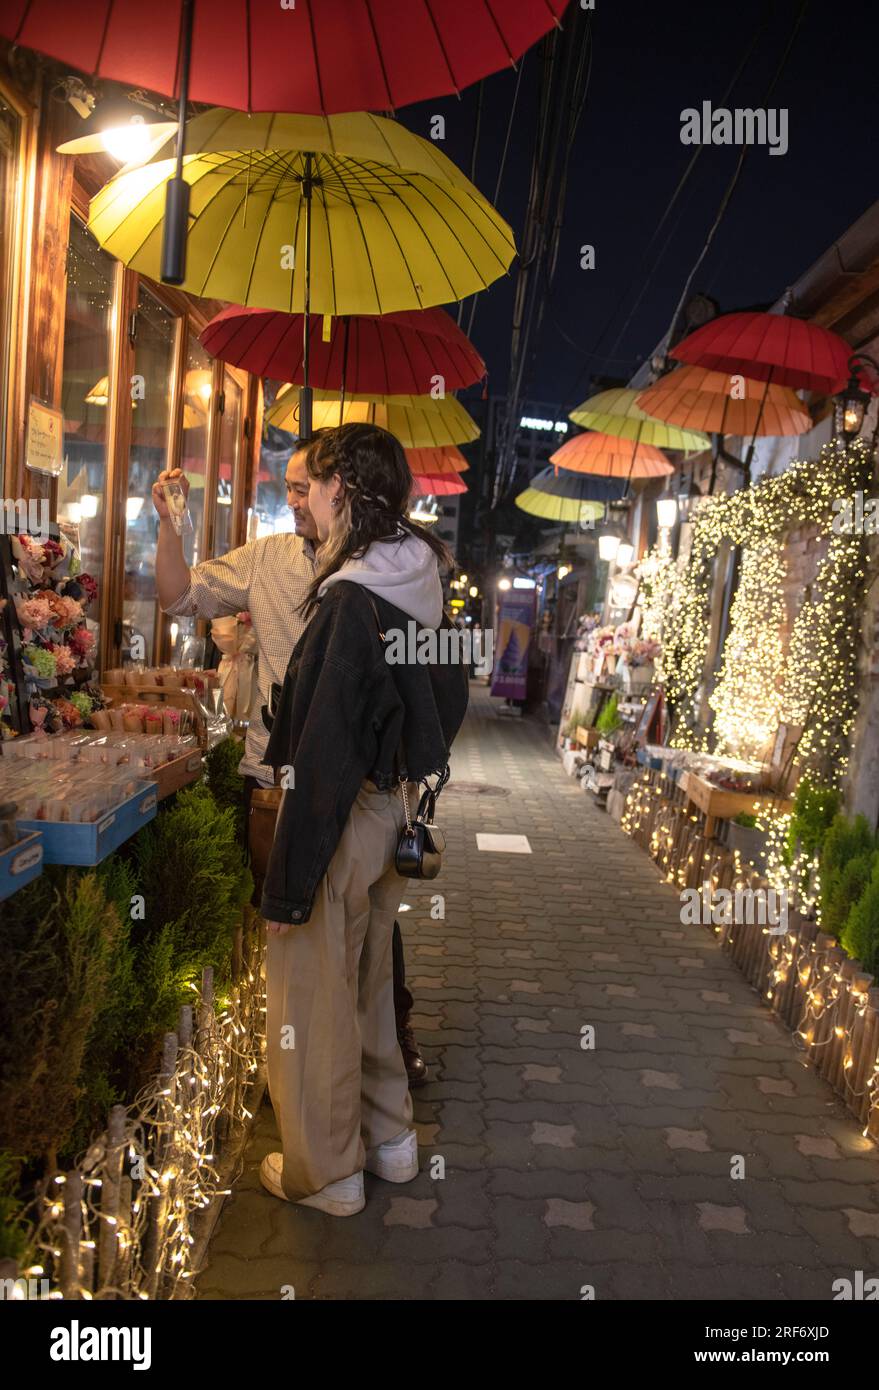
[301,422,453,618]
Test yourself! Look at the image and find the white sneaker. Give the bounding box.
[364,1129,419,1183]
[259,1152,365,1216]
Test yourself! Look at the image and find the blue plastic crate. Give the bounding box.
[0,829,44,901]
[16,782,158,866]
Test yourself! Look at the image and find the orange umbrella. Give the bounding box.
[550,431,674,479]
[406,444,469,475]
[636,364,811,437]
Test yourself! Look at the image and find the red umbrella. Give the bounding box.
[3,0,570,113]
[411,473,467,497]
[670,311,852,394]
[201,307,485,397]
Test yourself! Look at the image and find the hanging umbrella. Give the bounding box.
[636,364,811,438]
[90,109,515,315]
[411,473,467,498]
[669,311,852,393]
[407,445,469,475]
[515,467,619,524]
[569,387,710,453]
[90,107,515,432]
[406,446,469,494]
[550,431,674,479]
[201,305,486,397]
[267,387,480,450]
[3,0,570,114]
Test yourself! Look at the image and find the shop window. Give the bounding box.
[57,217,115,651]
[0,97,22,484]
[214,371,242,557]
[248,386,296,538]
[124,289,176,663]
[168,334,212,665]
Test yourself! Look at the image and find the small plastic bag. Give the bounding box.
[161,481,193,536]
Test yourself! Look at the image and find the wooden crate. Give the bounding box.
[681,772,792,835]
[151,750,205,802]
[576,726,600,749]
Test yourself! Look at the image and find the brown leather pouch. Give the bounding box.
[248,786,284,882]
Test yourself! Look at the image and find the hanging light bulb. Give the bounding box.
[57,95,176,163]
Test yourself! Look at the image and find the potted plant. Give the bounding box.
[724,812,770,871]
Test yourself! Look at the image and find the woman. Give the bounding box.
[259,423,468,1216]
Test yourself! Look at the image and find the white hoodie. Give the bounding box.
[317,533,444,628]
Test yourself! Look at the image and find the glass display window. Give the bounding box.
[57,216,115,653]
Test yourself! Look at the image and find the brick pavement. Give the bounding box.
[196,682,879,1300]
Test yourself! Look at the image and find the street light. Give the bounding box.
[598,532,621,563]
[469,585,479,597]
[656,492,679,530]
[677,465,703,522]
[834,355,877,442]
[498,578,512,591]
[616,541,635,568]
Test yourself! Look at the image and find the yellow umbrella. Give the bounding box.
[89,108,516,315]
[267,386,480,449]
[569,387,710,453]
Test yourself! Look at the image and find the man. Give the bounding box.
[152,441,427,1086]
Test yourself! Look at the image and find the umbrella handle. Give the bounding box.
[299,152,315,438]
[160,0,195,285]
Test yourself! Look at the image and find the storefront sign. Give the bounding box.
[490,590,536,700]
[25,398,64,477]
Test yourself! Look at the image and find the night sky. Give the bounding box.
[396,0,878,414]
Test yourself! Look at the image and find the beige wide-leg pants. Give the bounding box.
[265,782,414,1200]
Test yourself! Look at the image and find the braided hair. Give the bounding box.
[300,422,453,618]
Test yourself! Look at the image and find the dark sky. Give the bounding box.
[396,0,877,414]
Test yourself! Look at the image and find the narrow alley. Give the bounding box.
[198,685,879,1301]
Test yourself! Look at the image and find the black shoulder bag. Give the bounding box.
[364,594,449,880]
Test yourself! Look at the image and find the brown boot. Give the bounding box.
[398,1021,428,1088]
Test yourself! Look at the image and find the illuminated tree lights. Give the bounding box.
[710,543,786,762]
[638,440,875,783]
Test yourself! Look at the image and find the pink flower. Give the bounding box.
[50,643,76,675]
[12,535,47,582]
[69,626,96,657]
[57,596,83,627]
[15,594,53,630]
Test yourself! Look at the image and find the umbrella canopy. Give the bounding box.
[3,0,570,114]
[569,387,710,453]
[550,431,674,478]
[201,306,485,396]
[515,467,618,524]
[88,108,516,316]
[411,472,467,498]
[670,311,852,394]
[267,387,479,449]
[406,445,469,475]
[636,364,811,438]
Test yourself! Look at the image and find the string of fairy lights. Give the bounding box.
[621,770,879,1138]
[17,933,265,1300]
[637,438,875,777]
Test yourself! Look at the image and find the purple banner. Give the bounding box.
[490,591,536,700]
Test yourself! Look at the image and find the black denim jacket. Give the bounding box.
[259,581,468,925]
